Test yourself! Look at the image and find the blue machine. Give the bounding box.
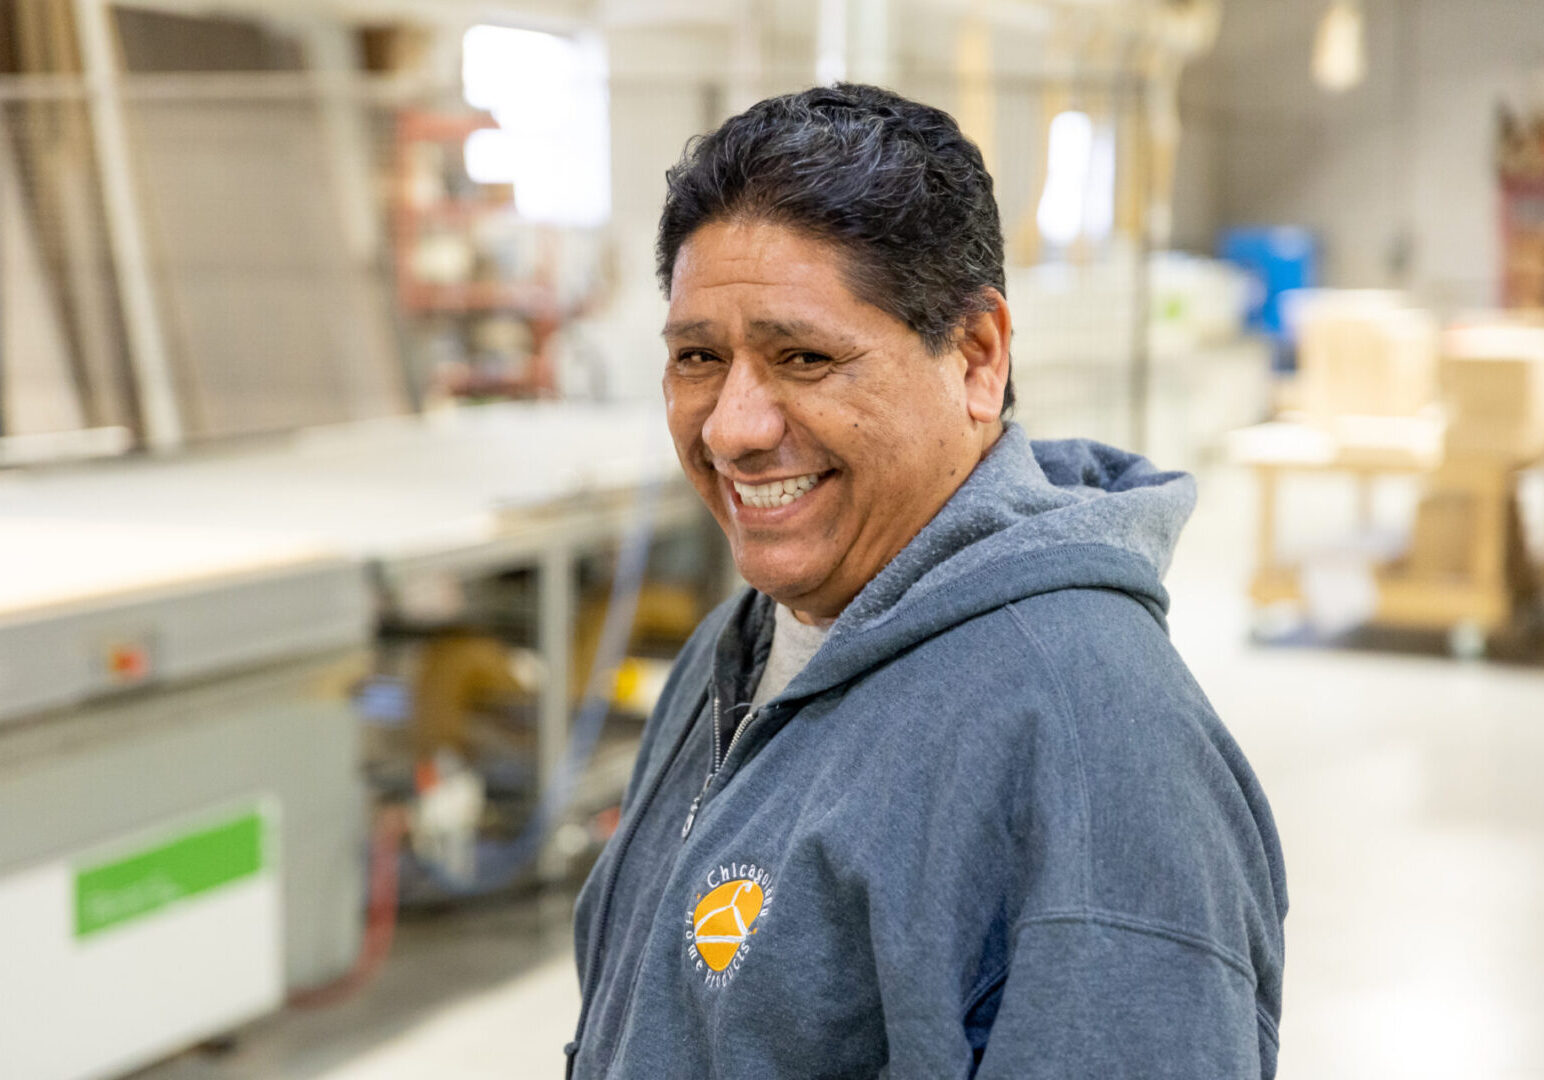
[1219,226,1319,371]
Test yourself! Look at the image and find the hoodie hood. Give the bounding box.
[782,423,1196,701]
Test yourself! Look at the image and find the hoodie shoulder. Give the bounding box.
[1002,586,1287,1011]
[812,427,1195,696]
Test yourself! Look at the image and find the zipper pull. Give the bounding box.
[681,767,715,841]
[681,794,703,840]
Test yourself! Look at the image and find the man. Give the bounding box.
[568,84,1286,1079]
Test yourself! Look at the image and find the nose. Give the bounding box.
[702,359,785,465]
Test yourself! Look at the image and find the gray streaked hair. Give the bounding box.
[656,83,1014,412]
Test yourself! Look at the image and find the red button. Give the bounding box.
[109,645,149,682]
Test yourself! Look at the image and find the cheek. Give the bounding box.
[799,371,900,440]
[664,381,714,455]
[834,380,966,489]
[820,384,938,463]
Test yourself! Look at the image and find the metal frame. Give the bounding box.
[72,0,183,451]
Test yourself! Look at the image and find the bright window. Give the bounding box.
[1036,110,1115,250]
[461,25,610,228]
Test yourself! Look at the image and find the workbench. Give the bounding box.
[1229,417,1541,654]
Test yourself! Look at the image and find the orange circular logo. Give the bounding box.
[691,878,765,972]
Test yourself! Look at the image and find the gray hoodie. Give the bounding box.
[568,424,1287,1079]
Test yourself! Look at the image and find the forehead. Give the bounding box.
[665,221,896,342]
[671,220,845,292]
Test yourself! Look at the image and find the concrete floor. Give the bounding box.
[131,891,584,1080]
[1170,470,1544,1080]
[136,465,1544,1079]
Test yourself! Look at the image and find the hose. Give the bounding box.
[288,803,409,1007]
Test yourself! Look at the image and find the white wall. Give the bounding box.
[1177,0,1544,309]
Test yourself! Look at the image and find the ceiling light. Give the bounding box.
[1313,0,1366,93]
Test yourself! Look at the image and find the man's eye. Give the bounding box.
[785,352,831,367]
[675,350,720,367]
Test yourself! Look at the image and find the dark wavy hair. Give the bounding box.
[656,83,1014,413]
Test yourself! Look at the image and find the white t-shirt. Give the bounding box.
[750,604,829,710]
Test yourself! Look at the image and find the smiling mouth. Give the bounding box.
[731,472,824,510]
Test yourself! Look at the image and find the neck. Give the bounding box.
[788,606,835,629]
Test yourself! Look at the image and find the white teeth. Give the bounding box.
[732,473,821,509]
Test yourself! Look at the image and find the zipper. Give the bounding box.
[570,685,707,1068]
[681,690,720,840]
[712,689,723,772]
[720,702,759,767]
[681,690,765,841]
[680,690,721,841]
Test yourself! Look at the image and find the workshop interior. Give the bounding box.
[1,1,1542,1077]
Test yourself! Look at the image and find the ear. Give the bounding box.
[956,288,1012,425]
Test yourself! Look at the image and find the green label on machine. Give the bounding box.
[75,810,265,939]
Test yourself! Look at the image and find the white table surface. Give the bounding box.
[0,402,684,618]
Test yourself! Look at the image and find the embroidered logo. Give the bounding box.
[685,861,775,989]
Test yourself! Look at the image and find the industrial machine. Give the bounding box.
[0,402,700,1080]
[0,527,371,1080]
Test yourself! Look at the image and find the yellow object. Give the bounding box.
[611,656,673,715]
[612,658,642,709]
[572,582,701,703]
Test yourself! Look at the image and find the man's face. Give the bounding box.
[663,220,997,621]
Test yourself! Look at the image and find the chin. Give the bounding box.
[732,547,830,608]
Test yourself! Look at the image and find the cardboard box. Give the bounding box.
[1293,293,1438,421]
[1441,324,1544,461]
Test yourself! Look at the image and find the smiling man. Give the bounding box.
[567,84,1286,1080]
[662,219,1005,621]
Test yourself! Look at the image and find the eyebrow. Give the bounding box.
[661,319,711,339]
[661,318,850,348]
[747,318,821,342]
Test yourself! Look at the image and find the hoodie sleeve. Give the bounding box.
[971,913,1276,1079]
